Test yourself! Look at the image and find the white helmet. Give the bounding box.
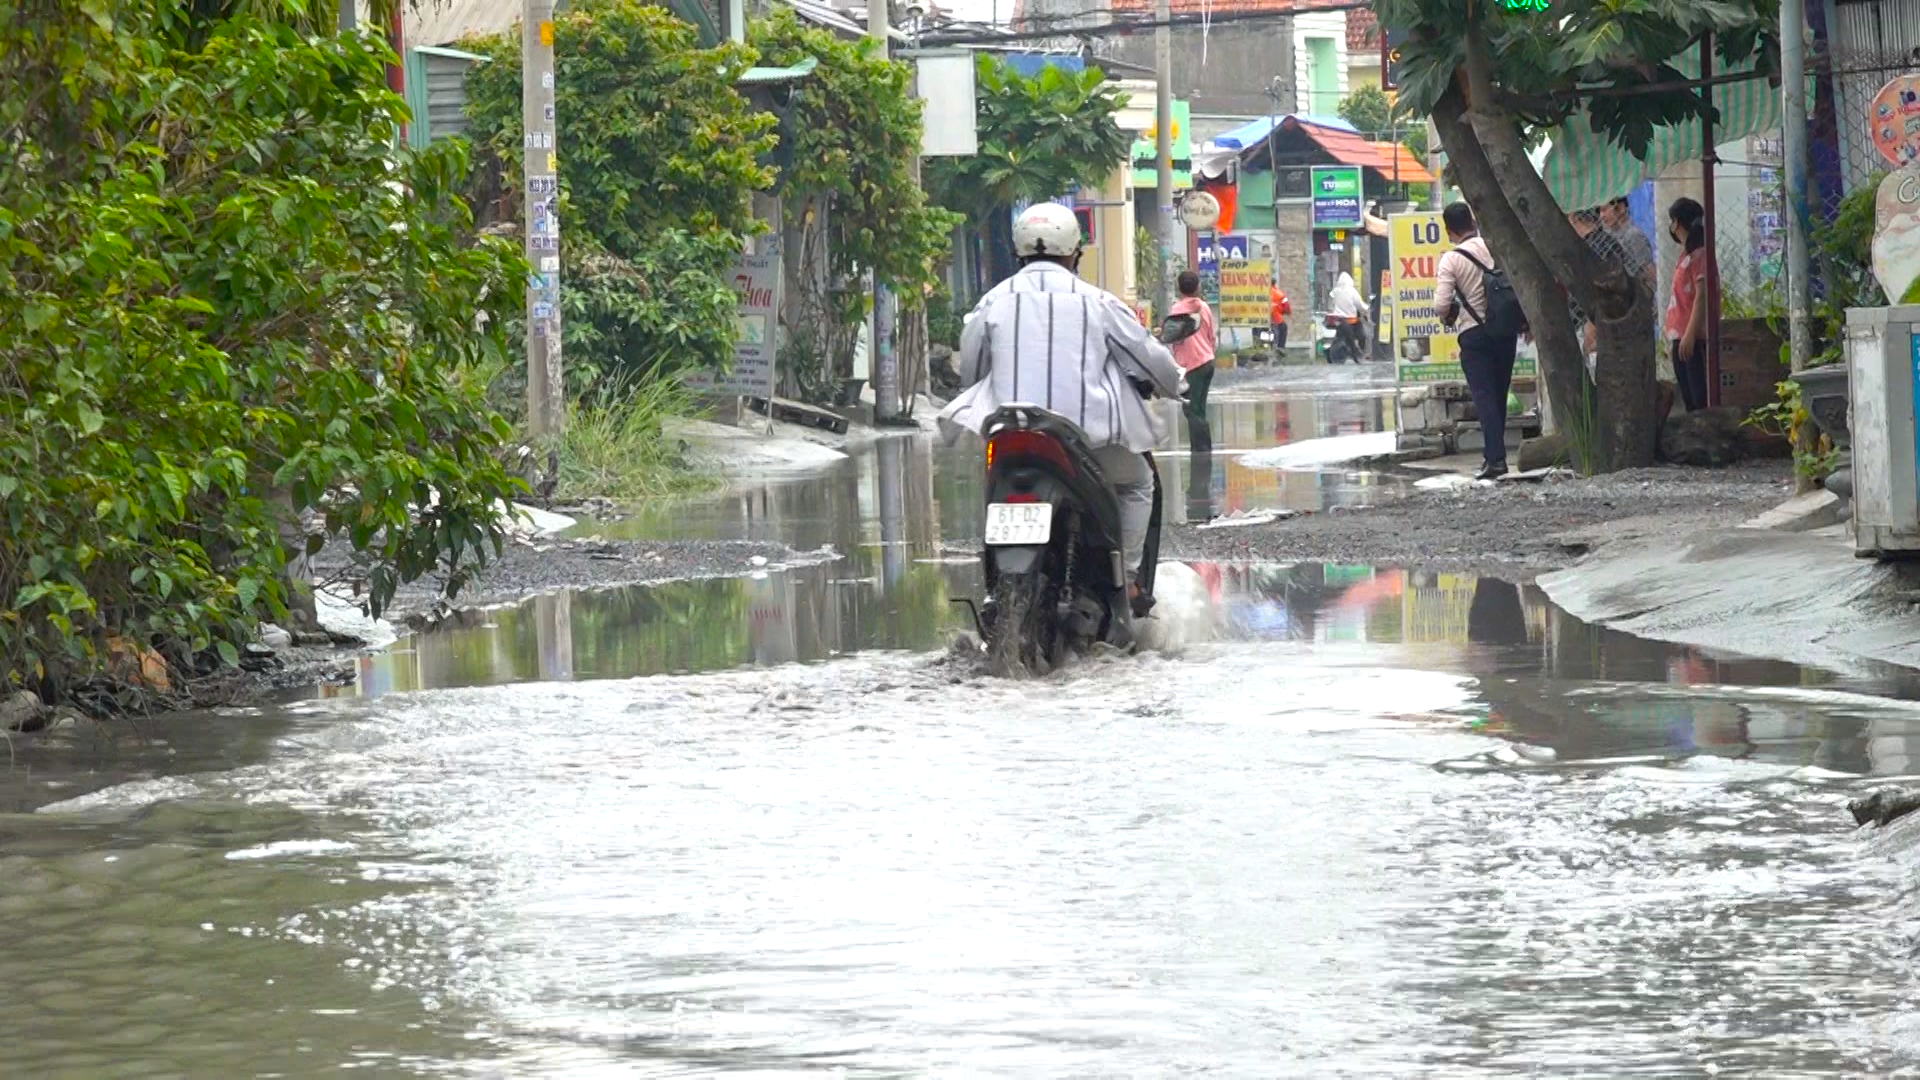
[1012,203,1083,260]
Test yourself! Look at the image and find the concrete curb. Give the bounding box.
[1741,488,1847,533]
[1539,527,1920,676]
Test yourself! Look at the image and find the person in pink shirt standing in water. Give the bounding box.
[1164,269,1218,451]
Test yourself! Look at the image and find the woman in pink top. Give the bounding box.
[1166,269,1219,449]
[1664,197,1715,412]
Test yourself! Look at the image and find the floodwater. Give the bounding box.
[7,372,1920,1076]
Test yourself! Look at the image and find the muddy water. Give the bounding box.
[7,378,1920,1075]
[7,560,1920,1074]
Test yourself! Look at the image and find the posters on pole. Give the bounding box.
[1195,233,1249,306]
[685,249,781,398]
[1389,212,1458,381]
[1390,211,1537,384]
[1218,257,1272,328]
[1310,166,1363,230]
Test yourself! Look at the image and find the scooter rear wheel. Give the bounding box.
[985,570,1056,678]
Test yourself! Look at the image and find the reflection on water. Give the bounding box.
[12,375,1920,1077]
[14,633,1920,1075]
[341,555,965,695]
[1154,383,1396,453]
[1163,449,1405,523]
[338,555,1920,779]
[602,421,1403,555]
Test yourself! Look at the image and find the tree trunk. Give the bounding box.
[1592,289,1660,468]
[1456,28,1658,468]
[1431,91,1589,453]
[272,485,320,632]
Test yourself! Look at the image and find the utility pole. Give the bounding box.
[524,0,564,441]
[1152,0,1174,324]
[1782,0,1812,378]
[869,0,901,421]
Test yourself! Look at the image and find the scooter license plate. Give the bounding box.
[984,503,1052,546]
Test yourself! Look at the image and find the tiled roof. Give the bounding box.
[1230,116,1435,184]
[1369,140,1434,184]
[1346,7,1378,51]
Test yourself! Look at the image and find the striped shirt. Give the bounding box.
[938,262,1186,453]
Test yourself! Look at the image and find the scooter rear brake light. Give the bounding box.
[1002,492,1040,503]
[986,429,1074,475]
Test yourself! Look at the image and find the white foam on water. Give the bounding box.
[225,839,357,861]
[35,776,207,815]
[1135,562,1218,656]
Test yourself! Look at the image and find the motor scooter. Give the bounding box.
[972,404,1163,676]
[971,315,1193,675]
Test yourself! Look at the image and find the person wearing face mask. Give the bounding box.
[1664,197,1715,413]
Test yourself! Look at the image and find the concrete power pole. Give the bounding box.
[869,0,901,421]
[524,0,565,442]
[1781,0,1812,379]
[1152,0,1174,324]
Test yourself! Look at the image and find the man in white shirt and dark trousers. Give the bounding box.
[939,204,1186,590]
[1433,202,1520,481]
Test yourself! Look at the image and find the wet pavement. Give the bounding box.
[5,369,1920,1076]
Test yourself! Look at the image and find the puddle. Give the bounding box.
[8,373,1920,1076]
[324,555,1920,778]
[596,389,1409,551]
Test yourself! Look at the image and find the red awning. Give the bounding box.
[1370,141,1435,185]
[1284,118,1436,185]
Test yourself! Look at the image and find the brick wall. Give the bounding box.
[1274,202,1313,334]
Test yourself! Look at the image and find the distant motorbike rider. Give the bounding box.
[1327,271,1369,363]
[938,203,1185,591]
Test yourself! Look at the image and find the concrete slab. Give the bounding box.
[1404,453,1480,475]
[1741,489,1847,533]
[668,417,851,477]
[1238,431,1396,471]
[1540,527,1920,675]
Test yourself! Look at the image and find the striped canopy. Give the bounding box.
[1540,52,1781,211]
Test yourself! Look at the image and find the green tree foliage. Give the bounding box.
[1338,84,1427,158]
[1338,85,1392,137]
[463,0,776,395]
[753,12,959,308]
[1,2,526,696]
[1377,0,1776,470]
[750,11,960,399]
[926,55,1132,220]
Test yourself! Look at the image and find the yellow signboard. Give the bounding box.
[1390,212,1538,385]
[1218,257,1271,328]
[1388,212,1460,382]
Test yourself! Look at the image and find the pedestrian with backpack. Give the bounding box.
[1435,202,1526,480]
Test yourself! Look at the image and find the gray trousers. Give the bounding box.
[1091,445,1153,574]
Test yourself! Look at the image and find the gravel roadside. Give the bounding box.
[1161,462,1797,581]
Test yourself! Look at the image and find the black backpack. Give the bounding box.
[1455,248,1526,339]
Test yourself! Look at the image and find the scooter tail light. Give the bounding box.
[986,429,1074,476]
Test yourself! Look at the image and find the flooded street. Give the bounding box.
[6,370,1920,1076]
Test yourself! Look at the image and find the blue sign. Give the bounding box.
[1196,233,1250,268]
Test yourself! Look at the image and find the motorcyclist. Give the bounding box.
[1327,271,1369,363]
[938,203,1185,597]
